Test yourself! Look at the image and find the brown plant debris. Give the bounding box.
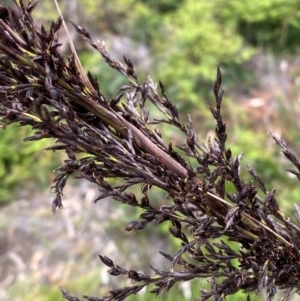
[1,1,300,301]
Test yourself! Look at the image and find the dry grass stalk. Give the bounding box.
[1,1,300,300]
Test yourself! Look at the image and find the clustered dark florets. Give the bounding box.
[1,1,300,301]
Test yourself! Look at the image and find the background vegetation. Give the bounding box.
[1,0,300,300]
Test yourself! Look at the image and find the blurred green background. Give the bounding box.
[1,0,300,300]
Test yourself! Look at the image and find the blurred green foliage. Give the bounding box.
[219,0,300,52]
[71,0,300,104]
[0,124,58,204]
